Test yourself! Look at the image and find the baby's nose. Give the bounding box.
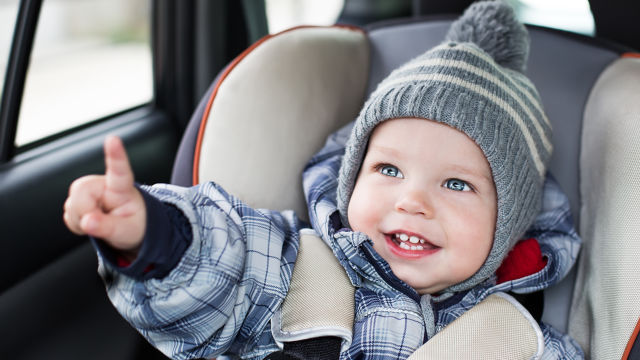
[395,188,434,217]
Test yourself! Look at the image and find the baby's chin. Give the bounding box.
[388,264,449,295]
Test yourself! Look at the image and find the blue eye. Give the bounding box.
[379,165,403,178]
[445,179,471,191]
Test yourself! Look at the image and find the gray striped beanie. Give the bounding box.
[337,1,552,292]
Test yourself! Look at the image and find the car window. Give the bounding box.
[265,0,344,34]
[508,0,595,36]
[0,0,20,110]
[14,0,152,146]
[265,0,594,37]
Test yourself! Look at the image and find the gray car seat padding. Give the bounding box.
[525,28,620,335]
[568,56,640,359]
[271,229,355,350]
[193,26,369,221]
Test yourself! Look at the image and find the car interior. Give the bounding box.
[0,0,638,359]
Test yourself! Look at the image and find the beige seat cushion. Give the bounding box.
[408,293,543,360]
[569,56,640,359]
[195,26,369,221]
[271,230,355,348]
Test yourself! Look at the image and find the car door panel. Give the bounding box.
[0,109,176,359]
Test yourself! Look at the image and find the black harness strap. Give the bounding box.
[264,336,342,360]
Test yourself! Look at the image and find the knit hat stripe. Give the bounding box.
[509,70,545,110]
[372,74,548,176]
[446,45,549,127]
[387,45,551,131]
[378,58,552,154]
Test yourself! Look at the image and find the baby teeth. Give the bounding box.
[395,233,426,244]
[395,233,428,251]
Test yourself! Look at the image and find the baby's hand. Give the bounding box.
[63,136,146,258]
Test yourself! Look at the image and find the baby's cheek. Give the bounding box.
[467,234,493,269]
[346,190,369,231]
[456,212,494,256]
[348,205,381,243]
[370,233,387,248]
[347,205,370,233]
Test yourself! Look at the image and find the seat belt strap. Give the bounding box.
[270,229,355,355]
[264,336,342,360]
[408,292,544,360]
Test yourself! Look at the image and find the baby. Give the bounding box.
[64,1,583,358]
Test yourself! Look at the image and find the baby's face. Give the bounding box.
[348,118,497,294]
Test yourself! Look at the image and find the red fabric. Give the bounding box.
[496,238,547,283]
[116,256,154,273]
[116,256,132,268]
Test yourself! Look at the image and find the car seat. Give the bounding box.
[170,19,640,359]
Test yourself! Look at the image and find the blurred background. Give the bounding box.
[0,0,593,146]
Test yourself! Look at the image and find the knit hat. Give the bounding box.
[337,0,552,292]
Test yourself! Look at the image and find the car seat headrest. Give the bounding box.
[183,26,369,220]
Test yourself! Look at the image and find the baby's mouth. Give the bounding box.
[389,232,439,251]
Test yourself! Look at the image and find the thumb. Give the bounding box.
[103,136,135,208]
[80,210,116,241]
[80,210,143,252]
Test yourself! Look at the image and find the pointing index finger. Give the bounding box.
[104,135,134,194]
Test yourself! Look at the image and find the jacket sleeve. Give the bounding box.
[97,181,304,359]
[92,185,193,280]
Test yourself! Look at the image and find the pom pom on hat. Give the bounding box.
[445,0,529,73]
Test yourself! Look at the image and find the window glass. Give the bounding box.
[507,0,595,36]
[15,0,152,146]
[265,0,344,34]
[0,0,20,110]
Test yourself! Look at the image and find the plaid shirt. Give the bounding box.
[98,125,583,359]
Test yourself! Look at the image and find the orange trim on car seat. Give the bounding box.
[622,52,640,59]
[622,316,640,360]
[192,24,365,185]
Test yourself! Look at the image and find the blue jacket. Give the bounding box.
[96,126,583,359]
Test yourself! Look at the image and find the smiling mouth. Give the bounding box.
[388,232,439,252]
